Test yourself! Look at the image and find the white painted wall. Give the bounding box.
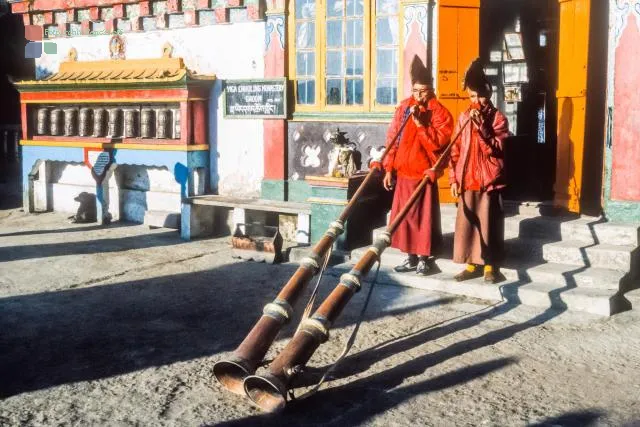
[36,22,266,200]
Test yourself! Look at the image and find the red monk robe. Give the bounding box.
[382,96,454,263]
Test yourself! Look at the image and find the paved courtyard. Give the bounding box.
[0,208,639,426]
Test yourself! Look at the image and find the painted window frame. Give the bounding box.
[288,0,402,114]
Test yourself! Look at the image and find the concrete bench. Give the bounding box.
[181,195,311,243]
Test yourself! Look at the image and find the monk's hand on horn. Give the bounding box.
[423,168,438,184]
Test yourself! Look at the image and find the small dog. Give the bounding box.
[68,192,97,223]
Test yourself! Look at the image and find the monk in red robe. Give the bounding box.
[379,56,454,275]
[449,59,510,284]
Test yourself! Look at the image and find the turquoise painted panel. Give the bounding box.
[310,185,348,200]
[261,179,286,201]
[311,202,348,249]
[288,180,311,202]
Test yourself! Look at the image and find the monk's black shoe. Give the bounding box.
[394,257,418,273]
[416,259,431,276]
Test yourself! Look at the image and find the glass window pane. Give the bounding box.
[376,48,397,76]
[346,78,364,105]
[295,0,316,19]
[376,17,398,45]
[376,0,398,14]
[297,79,315,104]
[326,0,343,17]
[346,0,363,16]
[297,52,315,76]
[376,78,397,105]
[346,19,363,46]
[326,79,343,105]
[296,22,315,48]
[326,20,343,48]
[346,49,363,76]
[326,51,343,77]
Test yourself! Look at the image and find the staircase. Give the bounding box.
[329,204,640,316]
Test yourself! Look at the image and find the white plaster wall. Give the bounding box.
[117,165,178,193]
[37,23,267,199]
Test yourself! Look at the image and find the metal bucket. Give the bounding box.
[231,223,283,264]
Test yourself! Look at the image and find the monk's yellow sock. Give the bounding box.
[466,264,477,273]
[484,265,494,274]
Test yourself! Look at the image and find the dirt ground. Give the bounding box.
[0,207,639,427]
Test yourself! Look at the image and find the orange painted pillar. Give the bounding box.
[436,0,480,203]
[554,0,591,213]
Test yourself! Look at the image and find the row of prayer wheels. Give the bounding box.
[36,106,181,139]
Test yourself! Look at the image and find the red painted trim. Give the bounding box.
[21,104,29,140]
[112,4,124,18]
[167,0,180,13]
[89,6,99,20]
[263,120,286,180]
[120,138,186,145]
[22,14,31,26]
[33,135,112,142]
[25,0,149,12]
[105,19,115,32]
[81,20,90,35]
[20,88,188,102]
[192,100,207,146]
[196,0,209,9]
[11,1,29,13]
[67,9,76,22]
[44,11,53,24]
[139,1,150,16]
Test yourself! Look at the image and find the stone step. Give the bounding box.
[370,228,638,272]
[416,206,639,246]
[351,247,627,290]
[328,263,625,316]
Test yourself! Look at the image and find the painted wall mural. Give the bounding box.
[609,0,640,202]
[402,3,430,97]
[287,122,387,181]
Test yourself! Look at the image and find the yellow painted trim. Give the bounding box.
[290,117,390,123]
[20,140,108,148]
[20,139,209,151]
[111,144,210,151]
[307,197,349,206]
[23,98,188,104]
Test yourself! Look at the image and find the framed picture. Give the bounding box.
[503,61,528,84]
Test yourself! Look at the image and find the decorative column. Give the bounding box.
[261,3,287,201]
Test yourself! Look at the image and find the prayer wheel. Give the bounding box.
[79,108,93,137]
[156,109,170,139]
[123,108,139,138]
[140,108,155,138]
[50,108,63,136]
[93,108,106,137]
[36,107,50,135]
[63,108,77,136]
[107,108,122,137]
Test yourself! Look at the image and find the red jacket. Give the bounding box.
[449,103,509,192]
[382,97,454,179]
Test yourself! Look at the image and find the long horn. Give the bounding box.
[213,110,414,395]
[243,117,471,412]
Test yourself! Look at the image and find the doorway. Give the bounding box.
[479,0,559,202]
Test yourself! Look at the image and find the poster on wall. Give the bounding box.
[223,78,287,119]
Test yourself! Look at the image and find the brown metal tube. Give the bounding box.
[213,112,414,395]
[243,117,472,413]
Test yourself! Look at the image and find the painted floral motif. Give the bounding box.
[55,11,67,24]
[77,8,90,21]
[403,4,428,46]
[101,7,114,21]
[152,0,168,15]
[32,13,45,25]
[126,4,141,20]
[181,0,197,11]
